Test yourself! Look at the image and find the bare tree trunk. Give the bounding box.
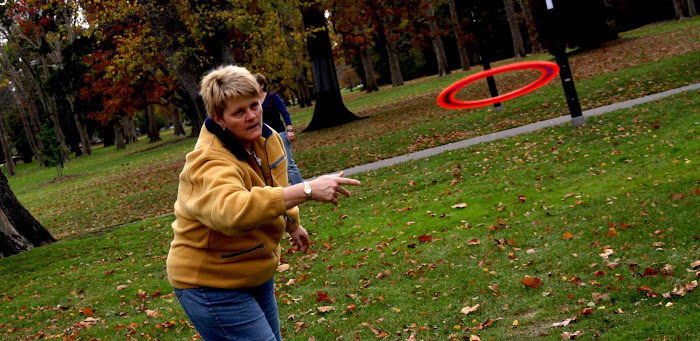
[0,115,16,176]
[39,57,70,163]
[122,116,138,143]
[147,105,161,143]
[517,0,543,54]
[688,0,697,16]
[360,46,379,92]
[447,0,470,71]
[504,0,526,58]
[673,0,689,19]
[425,0,451,76]
[113,120,126,150]
[0,47,45,165]
[68,98,92,155]
[381,17,404,87]
[1,171,55,257]
[172,110,186,136]
[278,8,312,108]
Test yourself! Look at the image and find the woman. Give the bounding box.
[253,73,304,185]
[167,65,360,340]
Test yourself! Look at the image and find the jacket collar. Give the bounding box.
[204,117,273,161]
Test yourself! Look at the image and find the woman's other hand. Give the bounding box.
[289,225,310,253]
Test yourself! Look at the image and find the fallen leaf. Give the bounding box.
[468,239,481,245]
[460,304,480,315]
[116,285,128,291]
[146,309,158,318]
[451,203,468,209]
[551,317,576,328]
[562,232,573,240]
[580,308,593,315]
[691,260,700,269]
[277,264,290,272]
[418,234,433,243]
[637,285,652,292]
[561,330,583,339]
[317,306,335,313]
[521,275,542,288]
[316,291,330,302]
[82,308,94,317]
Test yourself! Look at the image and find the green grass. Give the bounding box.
[620,16,700,39]
[1,87,698,340]
[1,18,699,340]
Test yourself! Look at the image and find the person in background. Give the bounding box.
[167,65,360,340]
[254,73,304,185]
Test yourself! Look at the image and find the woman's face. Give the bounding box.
[216,97,263,148]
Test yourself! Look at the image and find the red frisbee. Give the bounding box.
[437,61,560,109]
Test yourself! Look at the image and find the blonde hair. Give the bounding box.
[200,65,260,119]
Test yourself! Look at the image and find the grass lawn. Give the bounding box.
[1,84,698,341]
[0,18,699,340]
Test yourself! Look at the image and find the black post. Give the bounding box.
[552,44,584,126]
[472,16,503,112]
[548,2,585,126]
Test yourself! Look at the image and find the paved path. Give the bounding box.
[336,82,700,177]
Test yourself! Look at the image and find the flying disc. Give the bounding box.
[437,61,560,109]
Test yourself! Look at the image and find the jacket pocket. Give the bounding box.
[220,243,265,262]
[269,155,286,169]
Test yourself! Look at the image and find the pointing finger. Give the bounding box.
[337,186,352,197]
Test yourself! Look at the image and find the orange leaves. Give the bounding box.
[316,291,331,303]
[521,275,542,288]
[562,232,573,240]
[81,307,94,317]
[418,234,433,243]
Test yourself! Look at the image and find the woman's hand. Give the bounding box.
[289,225,310,253]
[286,125,295,142]
[309,172,361,205]
[283,172,361,209]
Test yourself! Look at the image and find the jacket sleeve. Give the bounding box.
[180,153,288,236]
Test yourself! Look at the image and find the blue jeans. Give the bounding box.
[174,279,282,341]
[279,131,303,185]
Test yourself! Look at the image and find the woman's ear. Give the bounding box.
[214,117,225,129]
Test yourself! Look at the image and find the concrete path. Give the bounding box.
[336,82,700,177]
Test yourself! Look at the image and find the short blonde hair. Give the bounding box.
[200,65,260,119]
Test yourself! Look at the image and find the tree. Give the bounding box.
[503,0,526,58]
[327,0,379,92]
[0,112,16,176]
[423,0,450,76]
[300,1,360,131]
[517,0,543,54]
[688,0,697,16]
[274,2,313,107]
[0,170,55,257]
[447,0,471,71]
[672,0,689,19]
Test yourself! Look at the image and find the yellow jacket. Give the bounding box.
[167,119,299,289]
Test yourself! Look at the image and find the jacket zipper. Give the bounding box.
[221,243,264,259]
